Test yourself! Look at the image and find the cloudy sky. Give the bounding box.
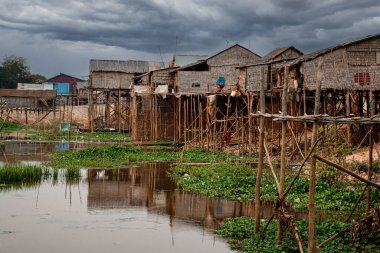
[0,0,379,79]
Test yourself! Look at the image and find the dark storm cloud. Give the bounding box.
[0,0,380,58]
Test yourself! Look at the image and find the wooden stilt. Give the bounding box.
[367,91,375,214]
[278,65,288,244]
[308,60,322,253]
[254,67,265,234]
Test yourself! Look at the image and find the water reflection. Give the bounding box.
[0,141,116,164]
[0,164,234,253]
[87,164,298,229]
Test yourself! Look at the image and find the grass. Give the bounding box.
[0,121,21,134]
[0,164,48,184]
[0,120,133,142]
[170,163,380,211]
[48,146,249,168]
[25,127,132,142]
[0,163,82,191]
[217,217,378,253]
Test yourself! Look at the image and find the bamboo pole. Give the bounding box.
[308,60,322,253]
[254,67,265,234]
[314,155,380,190]
[264,133,280,191]
[199,96,203,148]
[367,91,375,214]
[345,92,352,144]
[248,93,253,155]
[278,65,288,244]
[260,137,322,238]
[206,97,209,149]
[346,184,369,222]
[118,89,122,132]
[179,96,182,143]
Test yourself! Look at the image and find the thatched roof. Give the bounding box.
[293,33,380,64]
[90,59,150,73]
[261,46,303,62]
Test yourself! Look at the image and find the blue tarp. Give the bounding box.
[216,77,225,85]
[48,82,70,94]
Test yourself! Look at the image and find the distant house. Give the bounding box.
[170,44,262,94]
[47,73,84,95]
[238,46,303,91]
[289,34,380,91]
[89,59,167,90]
[0,89,56,109]
[88,59,167,131]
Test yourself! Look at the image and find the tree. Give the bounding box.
[0,55,46,88]
[27,74,47,84]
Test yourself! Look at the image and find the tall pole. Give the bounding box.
[308,60,322,253]
[254,67,265,234]
[278,65,288,243]
[367,91,375,214]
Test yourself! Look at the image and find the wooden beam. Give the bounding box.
[314,154,380,190]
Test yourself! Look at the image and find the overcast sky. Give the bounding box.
[0,0,379,79]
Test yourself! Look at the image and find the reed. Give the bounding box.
[0,164,82,190]
[0,164,45,184]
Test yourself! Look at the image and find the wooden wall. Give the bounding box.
[91,72,134,89]
[303,37,380,91]
[151,69,174,88]
[176,71,211,93]
[246,65,269,91]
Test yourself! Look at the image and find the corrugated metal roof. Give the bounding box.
[90,59,150,73]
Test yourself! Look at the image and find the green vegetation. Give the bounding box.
[217,217,376,253]
[24,126,132,142]
[0,55,46,89]
[170,163,380,211]
[0,120,133,142]
[0,164,82,191]
[0,164,48,184]
[49,146,248,168]
[0,121,21,134]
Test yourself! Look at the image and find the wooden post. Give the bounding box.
[345,92,352,144]
[88,87,94,132]
[199,97,203,147]
[105,91,110,124]
[308,60,322,253]
[278,65,288,243]
[118,89,122,132]
[248,93,253,155]
[367,91,375,214]
[178,96,181,143]
[254,67,265,234]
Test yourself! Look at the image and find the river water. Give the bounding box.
[0,141,337,253]
[0,142,238,253]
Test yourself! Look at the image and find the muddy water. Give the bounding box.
[0,141,118,164]
[0,142,338,253]
[0,164,236,253]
